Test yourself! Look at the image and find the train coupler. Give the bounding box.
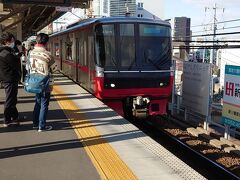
[132,96,150,119]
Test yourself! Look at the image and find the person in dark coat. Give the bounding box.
[13,40,22,56]
[0,32,21,127]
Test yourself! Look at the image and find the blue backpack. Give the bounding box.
[24,73,50,94]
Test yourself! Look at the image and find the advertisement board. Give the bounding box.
[182,62,211,116]
[222,65,240,128]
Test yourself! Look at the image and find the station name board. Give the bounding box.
[3,0,70,6]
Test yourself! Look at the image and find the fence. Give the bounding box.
[171,94,240,140]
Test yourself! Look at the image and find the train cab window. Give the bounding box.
[119,24,135,69]
[65,43,72,60]
[95,24,116,69]
[139,24,171,70]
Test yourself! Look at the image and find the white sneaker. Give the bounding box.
[38,125,52,132]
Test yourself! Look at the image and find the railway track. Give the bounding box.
[128,116,240,180]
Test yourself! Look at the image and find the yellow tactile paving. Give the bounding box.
[52,85,137,180]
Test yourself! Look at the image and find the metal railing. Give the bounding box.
[171,94,240,140]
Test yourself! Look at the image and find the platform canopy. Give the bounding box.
[0,0,90,40]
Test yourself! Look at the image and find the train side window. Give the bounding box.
[61,39,64,60]
[95,24,116,68]
[55,43,60,57]
[119,24,135,68]
[84,40,87,66]
[88,35,94,67]
[76,38,80,63]
[79,31,86,66]
[79,34,83,65]
[65,35,73,60]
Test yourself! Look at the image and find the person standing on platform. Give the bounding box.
[28,33,57,132]
[27,43,34,56]
[0,32,21,127]
[13,40,22,57]
[13,40,27,82]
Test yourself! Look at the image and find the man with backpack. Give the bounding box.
[0,32,21,127]
[28,33,57,132]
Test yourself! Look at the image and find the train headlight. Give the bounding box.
[110,83,115,88]
[160,83,164,87]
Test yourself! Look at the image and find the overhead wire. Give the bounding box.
[191,18,240,28]
[221,56,240,65]
[173,40,240,43]
[173,44,240,49]
[173,31,240,39]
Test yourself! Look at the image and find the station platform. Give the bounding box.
[0,73,206,180]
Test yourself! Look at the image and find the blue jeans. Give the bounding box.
[33,92,51,129]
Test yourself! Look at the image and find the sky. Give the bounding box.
[54,0,240,39]
[163,0,240,38]
[164,0,240,23]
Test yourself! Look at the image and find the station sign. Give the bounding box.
[3,0,71,6]
[182,62,211,116]
[222,65,240,128]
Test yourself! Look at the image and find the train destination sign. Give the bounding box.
[222,65,240,128]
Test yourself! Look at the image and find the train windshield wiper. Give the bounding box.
[144,50,161,70]
[128,59,136,71]
[111,57,117,66]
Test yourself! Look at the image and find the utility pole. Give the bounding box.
[210,3,217,64]
[203,4,224,131]
[206,3,224,64]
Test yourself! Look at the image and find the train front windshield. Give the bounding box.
[95,23,171,71]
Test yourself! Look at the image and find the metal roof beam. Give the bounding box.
[0,4,34,22]
[29,6,47,29]
[2,17,23,31]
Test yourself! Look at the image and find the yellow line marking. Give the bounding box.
[52,85,137,180]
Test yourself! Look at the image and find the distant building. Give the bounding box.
[92,0,136,17]
[110,0,136,16]
[136,0,164,19]
[173,17,191,54]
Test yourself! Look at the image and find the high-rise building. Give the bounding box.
[92,0,109,17]
[92,0,136,17]
[110,0,136,16]
[136,0,164,19]
[173,17,191,53]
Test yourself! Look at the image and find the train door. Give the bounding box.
[75,38,80,82]
[79,31,88,88]
[60,39,63,70]
[87,34,94,91]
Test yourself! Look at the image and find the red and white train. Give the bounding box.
[49,17,173,119]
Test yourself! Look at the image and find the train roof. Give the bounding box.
[50,16,171,37]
